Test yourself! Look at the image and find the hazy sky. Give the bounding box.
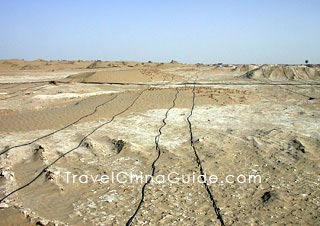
[0,0,319,64]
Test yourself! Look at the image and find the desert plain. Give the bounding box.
[0,59,319,225]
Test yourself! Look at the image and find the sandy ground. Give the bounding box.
[0,60,319,226]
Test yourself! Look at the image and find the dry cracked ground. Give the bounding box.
[0,60,319,226]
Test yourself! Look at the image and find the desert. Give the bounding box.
[0,59,319,225]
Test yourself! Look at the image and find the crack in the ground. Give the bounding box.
[186,82,226,226]
[80,81,320,86]
[0,89,147,203]
[126,87,180,226]
[0,93,121,156]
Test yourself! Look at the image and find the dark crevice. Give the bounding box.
[79,81,320,86]
[186,83,226,226]
[0,93,121,156]
[0,89,147,203]
[126,88,180,226]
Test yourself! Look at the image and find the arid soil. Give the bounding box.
[0,60,319,226]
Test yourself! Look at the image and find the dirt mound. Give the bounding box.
[20,64,40,70]
[66,72,96,82]
[84,70,148,83]
[204,65,259,76]
[86,61,99,69]
[66,69,183,83]
[232,65,251,73]
[252,65,320,81]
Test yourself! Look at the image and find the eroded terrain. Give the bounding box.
[0,60,319,225]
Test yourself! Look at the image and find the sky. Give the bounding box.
[0,0,319,64]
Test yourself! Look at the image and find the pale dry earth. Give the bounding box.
[0,60,319,226]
